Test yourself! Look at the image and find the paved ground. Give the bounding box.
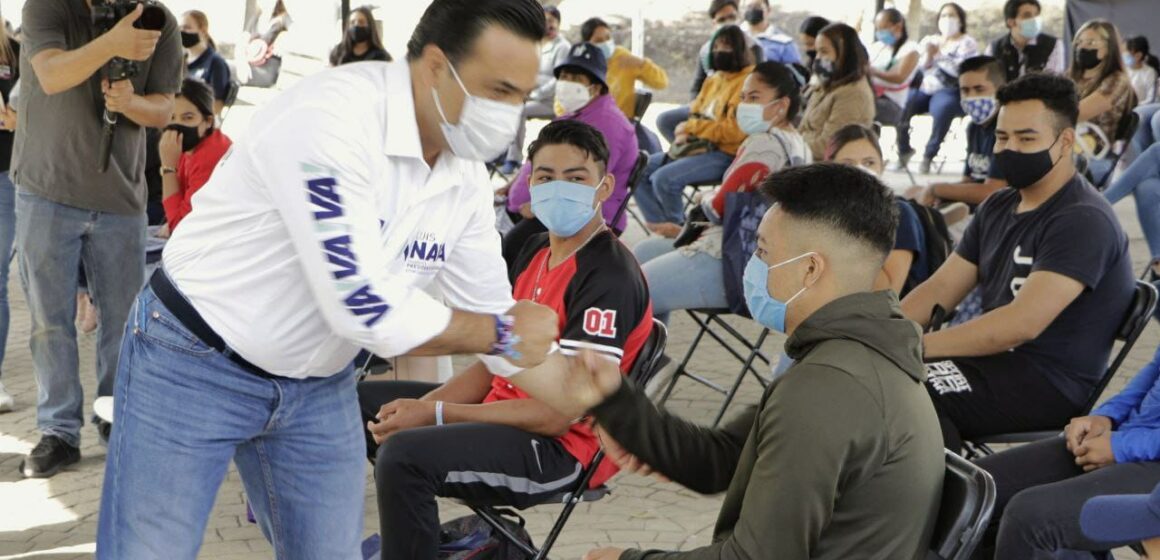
[0,57,1149,559]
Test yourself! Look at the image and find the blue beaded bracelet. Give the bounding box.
[487,314,522,361]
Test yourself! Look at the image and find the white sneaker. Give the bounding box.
[93,396,114,424]
[0,381,14,413]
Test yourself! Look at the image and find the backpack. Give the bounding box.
[437,511,534,560]
[900,198,955,295]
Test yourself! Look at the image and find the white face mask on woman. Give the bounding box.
[431,62,523,161]
[555,80,592,114]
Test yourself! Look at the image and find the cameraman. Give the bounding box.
[13,1,181,478]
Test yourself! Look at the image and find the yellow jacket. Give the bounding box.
[685,65,753,156]
[799,79,876,160]
[607,47,669,118]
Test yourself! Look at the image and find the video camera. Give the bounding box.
[91,0,166,172]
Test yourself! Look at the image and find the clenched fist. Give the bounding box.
[504,300,558,368]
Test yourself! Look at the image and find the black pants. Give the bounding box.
[972,437,1160,559]
[924,354,1083,452]
[357,381,582,560]
[501,216,546,268]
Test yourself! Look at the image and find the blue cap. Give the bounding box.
[554,42,607,88]
[1080,481,1160,543]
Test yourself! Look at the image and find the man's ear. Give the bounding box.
[1058,127,1077,159]
[417,44,447,87]
[595,172,614,204]
[803,252,825,289]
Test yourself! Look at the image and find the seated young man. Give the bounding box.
[901,73,1135,453]
[910,55,1009,207]
[359,120,653,560]
[569,163,945,560]
[971,341,1160,559]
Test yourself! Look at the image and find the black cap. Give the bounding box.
[554,42,608,87]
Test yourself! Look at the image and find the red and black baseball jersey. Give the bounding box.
[483,229,653,487]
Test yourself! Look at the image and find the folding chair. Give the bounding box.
[656,309,772,427]
[963,279,1158,457]
[632,90,654,123]
[1089,109,1140,190]
[683,180,718,213]
[926,450,997,560]
[469,319,670,560]
[875,120,920,187]
[218,77,243,125]
[613,149,650,236]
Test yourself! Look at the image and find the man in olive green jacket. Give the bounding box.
[570,163,945,560]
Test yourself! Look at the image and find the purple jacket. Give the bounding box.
[507,93,638,231]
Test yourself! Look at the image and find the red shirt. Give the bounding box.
[486,230,653,487]
[163,129,232,230]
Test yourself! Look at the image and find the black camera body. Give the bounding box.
[91,0,166,34]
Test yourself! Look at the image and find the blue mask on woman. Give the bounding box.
[876,30,897,46]
[742,252,814,333]
[530,179,600,237]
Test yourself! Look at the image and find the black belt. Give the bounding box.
[149,269,276,379]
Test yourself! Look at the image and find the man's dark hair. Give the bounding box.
[406,0,546,63]
[761,162,898,258]
[819,23,869,89]
[178,78,215,121]
[1003,0,1040,21]
[751,62,803,121]
[581,17,609,42]
[527,120,610,173]
[958,55,1006,88]
[709,25,754,71]
[996,72,1080,132]
[543,5,561,23]
[799,16,830,38]
[708,0,738,19]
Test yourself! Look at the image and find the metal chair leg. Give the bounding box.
[472,507,540,557]
[711,328,770,427]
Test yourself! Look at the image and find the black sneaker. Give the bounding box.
[19,435,80,479]
[96,419,112,447]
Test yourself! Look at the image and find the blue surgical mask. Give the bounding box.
[596,40,615,60]
[736,100,779,135]
[960,95,997,125]
[876,30,897,46]
[530,179,600,237]
[1018,17,1041,39]
[1123,53,1136,66]
[742,252,814,333]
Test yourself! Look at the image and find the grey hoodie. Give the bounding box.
[593,290,944,560]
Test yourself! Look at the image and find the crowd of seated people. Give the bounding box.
[9,1,1160,558]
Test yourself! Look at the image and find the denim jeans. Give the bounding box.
[1128,103,1160,162]
[1105,142,1160,260]
[96,283,365,559]
[15,190,144,446]
[898,87,964,160]
[635,237,728,324]
[633,150,735,225]
[0,172,15,375]
[656,105,691,144]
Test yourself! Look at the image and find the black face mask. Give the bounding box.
[713,51,741,72]
[166,123,208,153]
[348,26,371,44]
[180,31,200,49]
[744,8,765,25]
[995,134,1063,189]
[812,57,834,83]
[805,49,817,61]
[1076,48,1102,70]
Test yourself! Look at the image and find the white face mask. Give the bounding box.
[938,17,960,37]
[555,80,592,114]
[432,62,523,162]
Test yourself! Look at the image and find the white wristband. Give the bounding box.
[435,400,445,426]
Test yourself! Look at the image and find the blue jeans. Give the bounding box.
[1105,143,1160,260]
[97,283,365,559]
[633,150,734,225]
[656,105,691,144]
[0,172,15,376]
[898,87,964,160]
[1128,103,1160,162]
[635,237,728,324]
[15,190,144,446]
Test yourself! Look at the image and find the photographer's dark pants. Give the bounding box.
[972,437,1160,559]
[358,381,582,560]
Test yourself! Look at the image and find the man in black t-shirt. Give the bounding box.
[910,56,1009,208]
[902,74,1134,452]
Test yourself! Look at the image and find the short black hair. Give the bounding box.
[938,2,967,33]
[760,162,898,258]
[996,72,1079,132]
[751,62,802,121]
[581,17,609,42]
[406,0,546,63]
[1003,0,1040,21]
[958,55,1006,88]
[178,78,215,121]
[799,16,830,38]
[527,120,610,173]
[708,0,738,19]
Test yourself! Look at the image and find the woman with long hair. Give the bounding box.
[1069,19,1135,181]
[798,22,875,160]
[182,10,230,115]
[1124,35,1159,104]
[329,5,391,66]
[867,8,919,133]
